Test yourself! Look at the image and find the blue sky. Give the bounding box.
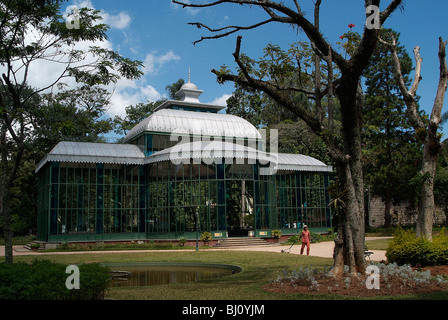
[66,0,448,138]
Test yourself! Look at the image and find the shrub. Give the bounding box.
[272,229,282,239]
[200,232,213,242]
[178,236,187,247]
[310,232,324,243]
[287,235,300,244]
[386,227,448,266]
[0,260,110,300]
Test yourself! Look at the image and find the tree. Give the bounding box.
[173,0,404,276]
[33,86,115,147]
[362,29,423,227]
[226,85,264,128]
[113,100,162,136]
[0,0,143,264]
[226,77,330,164]
[381,36,448,240]
[166,78,185,100]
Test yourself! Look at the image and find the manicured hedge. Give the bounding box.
[0,260,110,300]
[386,227,448,267]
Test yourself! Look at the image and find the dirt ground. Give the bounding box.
[264,265,448,297]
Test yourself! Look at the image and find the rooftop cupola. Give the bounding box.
[174,70,203,102]
[153,69,226,113]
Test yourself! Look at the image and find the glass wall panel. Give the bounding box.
[275,171,331,233]
[40,156,331,240]
[45,163,145,237]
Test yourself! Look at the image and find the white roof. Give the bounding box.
[123,109,262,142]
[35,141,144,173]
[36,142,332,174]
[277,153,333,172]
[144,140,272,165]
[145,142,332,173]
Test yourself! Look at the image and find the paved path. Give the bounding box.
[210,237,388,261]
[1,237,388,262]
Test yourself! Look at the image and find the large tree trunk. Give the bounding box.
[416,39,447,239]
[1,121,25,265]
[332,161,366,277]
[332,79,367,276]
[383,37,448,240]
[0,126,14,265]
[416,126,440,239]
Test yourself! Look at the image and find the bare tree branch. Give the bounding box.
[173,0,349,71]
[313,0,323,122]
[213,35,348,163]
[379,36,426,130]
[188,18,276,45]
[293,0,302,14]
[380,0,405,25]
[431,37,448,127]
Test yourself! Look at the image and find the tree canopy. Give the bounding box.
[0,0,143,264]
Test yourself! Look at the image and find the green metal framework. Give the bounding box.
[37,158,331,242]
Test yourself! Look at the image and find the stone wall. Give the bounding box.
[367,195,447,228]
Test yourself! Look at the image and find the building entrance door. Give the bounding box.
[226,180,254,237]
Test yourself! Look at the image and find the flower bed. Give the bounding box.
[265,263,448,297]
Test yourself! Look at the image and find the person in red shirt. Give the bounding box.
[299,225,311,255]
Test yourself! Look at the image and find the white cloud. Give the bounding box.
[144,50,181,75]
[209,94,232,107]
[108,90,140,119]
[1,1,170,123]
[141,85,163,101]
[73,0,131,30]
[101,11,131,30]
[73,0,94,9]
[5,22,114,94]
[105,77,164,118]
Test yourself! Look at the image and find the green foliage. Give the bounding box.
[337,30,361,58]
[0,260,110,300]
[34,86,115,147]
[271,229,282,239]
[216,65,231,84]
[200,232,213,242]
[286,231,335,244]
[361,29,424,210]
[225,39,333,163]
[386,227,448,266]
[113,100,162,135]
[226,85,264,128]
[0,0,143,255]
[165,78,185,99]
[178,236,187,247]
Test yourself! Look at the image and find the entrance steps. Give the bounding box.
[213,237,273,248]
[23,241,46,251]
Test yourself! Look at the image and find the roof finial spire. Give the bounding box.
[188,67,191,83]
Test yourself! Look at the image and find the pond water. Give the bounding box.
[106,263,242,288]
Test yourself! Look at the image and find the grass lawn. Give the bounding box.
[10,250,332,300]
[7,248,448,300]
[365,238,392,250]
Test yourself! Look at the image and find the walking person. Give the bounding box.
[299,225,311,255]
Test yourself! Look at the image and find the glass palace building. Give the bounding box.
[36,81,333,242]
